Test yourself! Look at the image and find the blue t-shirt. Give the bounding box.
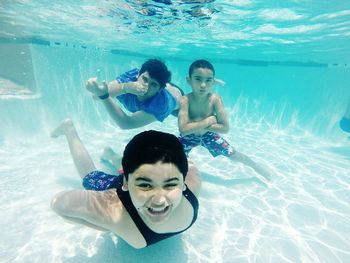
[115,68,177,122]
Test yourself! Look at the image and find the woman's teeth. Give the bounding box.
[148,206,169,214]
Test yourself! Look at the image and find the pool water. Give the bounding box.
[1,1,350,262]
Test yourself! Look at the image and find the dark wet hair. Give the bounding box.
[122,130,188,180]
[188,59,215,77]
[139,59,171,89]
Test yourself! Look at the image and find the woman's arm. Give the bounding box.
[184,160,201,197]
[51,189,123,231]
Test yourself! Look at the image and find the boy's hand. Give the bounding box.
[215,78,226,86]
[207,116,217,126]
[125,81,148,96]
[86,77,108,96]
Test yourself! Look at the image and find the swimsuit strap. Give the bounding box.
[116,184,199,246]
[182,186,199,226]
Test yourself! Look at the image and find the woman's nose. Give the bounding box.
[151,192,166,205]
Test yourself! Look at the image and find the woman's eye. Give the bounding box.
[138,184,152,189]
[164,184,178,189]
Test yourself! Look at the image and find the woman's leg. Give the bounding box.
[51,119,96,178]
[101,147,122,168]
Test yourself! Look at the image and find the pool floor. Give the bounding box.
[1,118,349,263]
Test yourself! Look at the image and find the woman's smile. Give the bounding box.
[146,205,171,217]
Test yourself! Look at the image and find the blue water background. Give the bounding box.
[1,43,349,143]
[1,1,350,262]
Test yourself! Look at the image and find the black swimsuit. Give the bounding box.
[112,176,199,246]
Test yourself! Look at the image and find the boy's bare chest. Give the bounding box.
[188,98,215,119]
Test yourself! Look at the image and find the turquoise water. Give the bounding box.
[1,1,350,263]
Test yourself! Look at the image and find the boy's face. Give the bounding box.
[187,67,215,95]
[125,161,184,225]
[137,71,161,99]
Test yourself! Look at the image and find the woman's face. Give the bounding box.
[126,161,184,225]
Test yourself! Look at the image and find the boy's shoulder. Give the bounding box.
[208,93,224,104]
[180,93,190,101]
[210,92,222,99]
[186,92,222,100]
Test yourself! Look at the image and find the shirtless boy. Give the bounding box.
[178,59,270,180]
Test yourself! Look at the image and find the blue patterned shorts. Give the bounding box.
[82,171,123,191]
[178,131,235,157]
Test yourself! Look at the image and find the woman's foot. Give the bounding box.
[101,147,122,168]
[51,118,74,138]
[101,147,117,161]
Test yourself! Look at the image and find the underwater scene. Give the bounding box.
[1,1,350,262]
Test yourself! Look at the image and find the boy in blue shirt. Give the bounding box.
[86,59,182,129]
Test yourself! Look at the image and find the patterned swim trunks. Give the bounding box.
[82,171,123,191]
[178,131,235,157]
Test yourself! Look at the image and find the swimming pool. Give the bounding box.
[1,1,350,262]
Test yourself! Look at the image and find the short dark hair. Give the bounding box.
[139,59,171,89]
[122,130,188,180]
[188,59,215,77]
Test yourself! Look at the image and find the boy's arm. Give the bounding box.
[205,94,229,134]
[101,97,158,129]
[108,80,148,97]
[51,189,123,231]
[86,78,157,129]
[106,80,126,97]
[86,78,148,99]
[178,96,217,135]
